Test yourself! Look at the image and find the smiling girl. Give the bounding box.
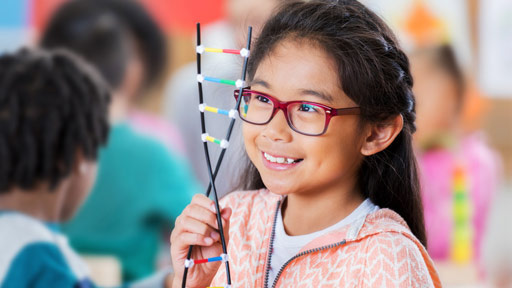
[170,1,441,287]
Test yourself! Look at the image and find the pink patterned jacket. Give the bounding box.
[210,189,441,287]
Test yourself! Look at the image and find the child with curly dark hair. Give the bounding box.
[0,48,171,287]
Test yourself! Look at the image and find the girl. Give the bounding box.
[170,0,441,287]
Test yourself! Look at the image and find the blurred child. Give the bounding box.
[40,0,201,281]
[94,0,186,155]
[170,1,441,287]
[165,0,288,196]
[0,48,170,287]
[410,45,502,269]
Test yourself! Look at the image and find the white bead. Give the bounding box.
[201,133,209,142]
[197,74,204,83]
[240,48,250,57]
[198,103,206,112]
[184,259,194,268]
[220,139,229,149]
[196,45,205,54]
[228,109,236,119]
[235,79,244,88]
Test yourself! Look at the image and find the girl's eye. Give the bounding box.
[298,103,319,112]
[255,95,271,104]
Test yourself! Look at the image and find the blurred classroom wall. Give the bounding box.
[471,0,512,178]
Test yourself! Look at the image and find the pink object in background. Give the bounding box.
[419,132,502,267]
[128,111,186,156]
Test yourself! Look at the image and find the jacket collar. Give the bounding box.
[262,189,421,252]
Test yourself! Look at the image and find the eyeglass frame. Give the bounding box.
[234,88,361,136]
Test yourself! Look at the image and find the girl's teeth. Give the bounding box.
[264,152,297,164]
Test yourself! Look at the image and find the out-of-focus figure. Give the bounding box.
[0,47,170,288]
[40,0,201,281]
[164,0,289,196]
[411,44,502,273]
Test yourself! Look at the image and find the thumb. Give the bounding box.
[220,207,232,244]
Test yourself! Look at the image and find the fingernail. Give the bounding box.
[210,204,217,213]
[210,231,220,240]
[204,237,213,245]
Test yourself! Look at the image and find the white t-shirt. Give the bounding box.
[268,198,379,285]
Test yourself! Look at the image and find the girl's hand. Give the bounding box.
[170,194,232,288]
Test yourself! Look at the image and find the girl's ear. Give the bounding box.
[360,115,404,156]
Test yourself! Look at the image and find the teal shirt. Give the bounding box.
[63,123,201,281]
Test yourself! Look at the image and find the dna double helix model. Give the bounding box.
[181,23,252,288]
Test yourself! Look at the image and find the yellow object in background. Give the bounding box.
[450,165,473,263]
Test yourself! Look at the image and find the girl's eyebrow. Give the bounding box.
[249,78,271,88]
[250,78,333,102]
[298,89,334,102]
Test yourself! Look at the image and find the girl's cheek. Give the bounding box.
[242,123,258,144]
[242,124,256,152]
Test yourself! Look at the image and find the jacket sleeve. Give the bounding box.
[360,232,438,288]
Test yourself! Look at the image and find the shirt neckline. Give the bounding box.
[276,198,376,244]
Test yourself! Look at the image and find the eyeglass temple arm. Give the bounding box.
[333,107,361,116]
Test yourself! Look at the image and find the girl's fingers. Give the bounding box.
[183,204,219,229]
[176,231,216,246]
[218,207,231,232]
[221,207,232,221]
[172,195,231,246]
[219,207,232,244]
[181,216,221,241]
[184,197,231,230]
[191,194,215,210]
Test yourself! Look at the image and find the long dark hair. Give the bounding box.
[238,0,426,246]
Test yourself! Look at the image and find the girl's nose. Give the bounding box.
[261,109,292,142]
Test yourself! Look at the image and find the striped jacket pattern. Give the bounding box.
[210,189,442,288]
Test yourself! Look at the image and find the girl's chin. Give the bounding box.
[261,180,294,195]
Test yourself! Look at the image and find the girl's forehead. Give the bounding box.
[253,39,355,107]
[255,40,336,82]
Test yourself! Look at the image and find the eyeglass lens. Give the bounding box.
[239,92,327,135]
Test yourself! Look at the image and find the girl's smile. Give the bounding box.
[261,151,303,171]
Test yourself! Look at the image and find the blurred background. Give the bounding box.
[1,0,511,287]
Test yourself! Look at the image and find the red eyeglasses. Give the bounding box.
[234,89,361,136]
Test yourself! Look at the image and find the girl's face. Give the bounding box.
[243,39,365,196]
[410,52,459,148]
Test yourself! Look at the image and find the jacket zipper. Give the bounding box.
[270,239,347,288]
[263,200,281,288]
[262,200,348,288]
